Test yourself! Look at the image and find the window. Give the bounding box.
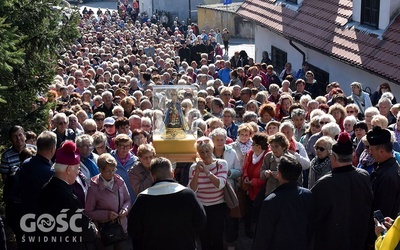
[271,46,287,75]
[361,0,379,28]
[286,0,297,4]
[309,64,329,88]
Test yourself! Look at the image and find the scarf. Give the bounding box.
[82,154,100,177]
[311,157,331,175]
[289,138,297,152]
[238,139,252,155]
[352,93,366,114]
[252,150,265,164]
[100,175,115,190]
[395,125,400,144]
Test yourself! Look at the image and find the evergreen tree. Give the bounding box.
[0,0,79,146]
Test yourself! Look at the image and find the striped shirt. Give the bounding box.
[189,160,228,206]
[0,144,36,175]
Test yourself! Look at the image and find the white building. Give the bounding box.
[237,0,400,97]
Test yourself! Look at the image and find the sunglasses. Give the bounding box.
[314,146,326,152]
[347,110,355,114]
[85,129,96,133]
[319,121,329,125]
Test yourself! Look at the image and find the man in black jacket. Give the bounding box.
[311,132,373,250]
[128,157,206,250]
[253,154,314,250]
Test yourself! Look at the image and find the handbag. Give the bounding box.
[216,161,239,209]
[99,190,127,246]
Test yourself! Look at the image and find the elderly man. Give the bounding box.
[378,97,396,125]
[128,157,206,250]
[94,90,116,117]
[1,125,36,181]
[311,132,373,250]
[37,141,96,249]
[20,131,56,215]
[52,113,76,151]
[367,127,400,220]
[129,115,142,132]
[82,119,98,136]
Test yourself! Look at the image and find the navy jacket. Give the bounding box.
[253,182,314,250]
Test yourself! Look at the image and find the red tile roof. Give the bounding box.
[237,0,400,83]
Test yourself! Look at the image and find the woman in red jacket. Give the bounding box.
[242,132,268,238]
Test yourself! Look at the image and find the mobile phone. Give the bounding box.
[374,210,385,224]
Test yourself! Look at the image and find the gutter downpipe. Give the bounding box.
[289,39,306,63]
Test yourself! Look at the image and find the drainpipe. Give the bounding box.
[289,40,306,63]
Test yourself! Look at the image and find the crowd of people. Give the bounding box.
[1,1,400,249]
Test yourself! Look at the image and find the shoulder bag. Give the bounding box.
[216,161,239,209]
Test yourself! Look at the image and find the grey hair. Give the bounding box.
[209,128,227,139]
[279,121,295,134]
[291,108,306,118]
[321,123,341,138]
[315,136,335,155]
[75,134,94,147]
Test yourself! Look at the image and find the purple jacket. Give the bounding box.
[85,174,131,233]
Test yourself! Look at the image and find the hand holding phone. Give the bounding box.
[374,210,385,224]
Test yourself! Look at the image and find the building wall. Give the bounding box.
[198,6,254,38]
[255,25,400,99]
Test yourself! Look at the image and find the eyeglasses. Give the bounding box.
[58,121,68,125]
[311,124,321,129]
[223,115,232,118]
[142,124,151,127]
[222,93,231,96]
[95,118,105,121]
[314,146,326,152]
[85,129,97,134]
[347,110,355,114]
[319,121,329,125]
[104,125,114,128]
[119,81,126,84]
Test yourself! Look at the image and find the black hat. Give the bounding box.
[367,126,391,146]
[332,132,353,155]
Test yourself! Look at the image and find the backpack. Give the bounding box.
[3,167,22,204]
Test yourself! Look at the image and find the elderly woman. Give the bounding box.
[220,87,233,108]
[222,108,238,141]
[209,128,241,247]
[68,114,84,136]
[371,82,397,106]
[131,129,148,156]
[300,116,321,151]
[231,123,254,167]
[343,115,357,138]
[260,132,291,196]
[345,103,360,118]
[308,136,335,188]
[357,135,375,174]
[76,134,99,183]
[349,81,372,118]
[291,108,307,141]
[246,100,259,114]
[266,121,281,136]
[111,134,137,203]
[328,103,346,131]
[268,84,281,104]
[85,153,131,249]
[364,107,380,131]
[321,122,341,139]
[112,106,125,118]
[189,137,228,250]
[242,133,269,238]
[257,103,275,130]
[128,144,156,197]
[280,122,311,187]
[92,132,111,155]
[389,113,400,144]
